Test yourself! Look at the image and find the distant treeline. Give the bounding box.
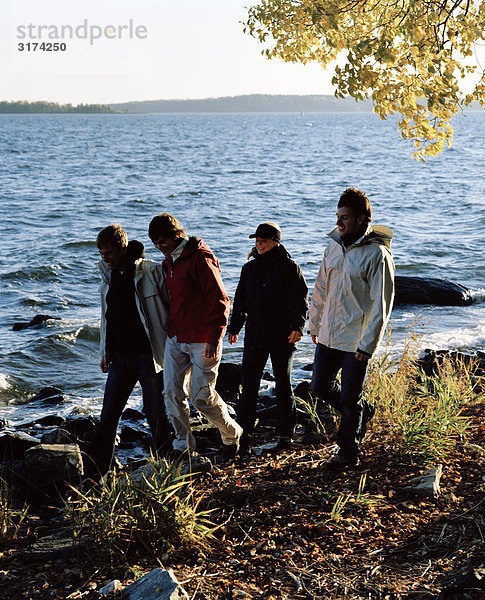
[0,101,115,114]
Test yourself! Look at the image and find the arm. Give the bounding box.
[286,261,309,343]
[308,254,328,340]
[227,266,248,342]
[358,247,395,356]
[193,250,230,348]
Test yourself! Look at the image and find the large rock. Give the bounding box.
[29,387,64,404]
[394,276,473,306]
[0,431,39,461]
[24,443,84,484]
[402,465,442,498]
[121,568,189,599]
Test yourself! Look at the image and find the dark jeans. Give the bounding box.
[237,343,297,439]
[311,343,370,459]
[87,352,172,477]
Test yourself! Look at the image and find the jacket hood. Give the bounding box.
[328,225,393,249]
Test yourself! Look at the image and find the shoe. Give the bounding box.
[221,443,239,463]
[326,452,359,470]
[239,433,252,456]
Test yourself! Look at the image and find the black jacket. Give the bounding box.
[228,245,308,348]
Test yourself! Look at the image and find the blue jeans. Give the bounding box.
[237,343,297,439]
[311,344,370,459]
[88,353,172,476]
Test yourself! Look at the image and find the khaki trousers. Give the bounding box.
[163,335,242,451]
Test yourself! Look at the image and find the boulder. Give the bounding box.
[121,568,189,599]
[0,431,39,461]
[41,428,74,445]
[12,314,60,331]
[29,387,64,404]
[119,425,147,443]
[122,408,145,421]
[394,276,473,306]
[24,443,84,484]
[417,349,485,379]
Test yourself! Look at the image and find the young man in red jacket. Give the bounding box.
[149,213,242,461]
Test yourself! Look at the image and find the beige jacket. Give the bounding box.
[98,258,169,373]
[308,225,395,357]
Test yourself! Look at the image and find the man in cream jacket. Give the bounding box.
[309,188,395,469]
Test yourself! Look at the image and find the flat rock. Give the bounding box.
[121,568,189,599]
[402,465,442,498]
[22,527,90,563]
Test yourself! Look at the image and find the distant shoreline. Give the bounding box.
[0,94,372,114]
[1,95,482,114]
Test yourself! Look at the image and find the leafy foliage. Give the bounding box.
[245,0,485,158]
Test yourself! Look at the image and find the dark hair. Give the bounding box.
[96,224,128,249]
[338,188,372,223]
[148,213,186,241]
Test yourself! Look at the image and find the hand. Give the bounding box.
[228,333,238,345]
[354,351,369,362]
[311,335,318,345]
[288,331,302,344]
[205,342,218,359]
[100,357,110,373]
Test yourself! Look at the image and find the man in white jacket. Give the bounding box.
[88,224,172,477]
[309,188,395,469]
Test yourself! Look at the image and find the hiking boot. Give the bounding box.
[221,443,239,463]
[326,452,359,470]
[239,433,252,457]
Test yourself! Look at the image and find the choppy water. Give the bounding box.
[0,112,484,427]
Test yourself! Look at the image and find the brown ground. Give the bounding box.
[0,404,484,600]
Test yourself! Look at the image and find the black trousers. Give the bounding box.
[311,343,370,459]
[237,342,297,439]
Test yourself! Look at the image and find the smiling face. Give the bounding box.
[336,206,366,240]
[255,237,279,255]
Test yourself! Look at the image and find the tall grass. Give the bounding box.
[0,476,29,544]
[66,457,216,562]
[366,339,480,464]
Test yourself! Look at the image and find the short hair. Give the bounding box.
[338,188,372,223]
[148,213,186,241]
[96,224,128,249]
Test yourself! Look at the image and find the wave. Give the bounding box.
[1,265,61,282]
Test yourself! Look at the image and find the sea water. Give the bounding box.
[0,112,484,426]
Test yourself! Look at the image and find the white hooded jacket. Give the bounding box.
[98,258,169,373]
[308,224,395,357]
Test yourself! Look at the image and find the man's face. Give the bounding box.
[98,244,127,270]
[336,206,366,239]
[152,236,180,257]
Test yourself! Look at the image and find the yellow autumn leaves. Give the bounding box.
[245,0,485,159]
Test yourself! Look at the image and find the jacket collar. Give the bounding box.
[327,224,393,249]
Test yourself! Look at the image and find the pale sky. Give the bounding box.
[0,0,336,104]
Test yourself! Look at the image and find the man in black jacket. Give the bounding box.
[228,222,308,452]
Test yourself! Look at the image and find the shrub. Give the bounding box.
[66,457,216,562]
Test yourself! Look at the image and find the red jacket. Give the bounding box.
[163,237,230,346]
